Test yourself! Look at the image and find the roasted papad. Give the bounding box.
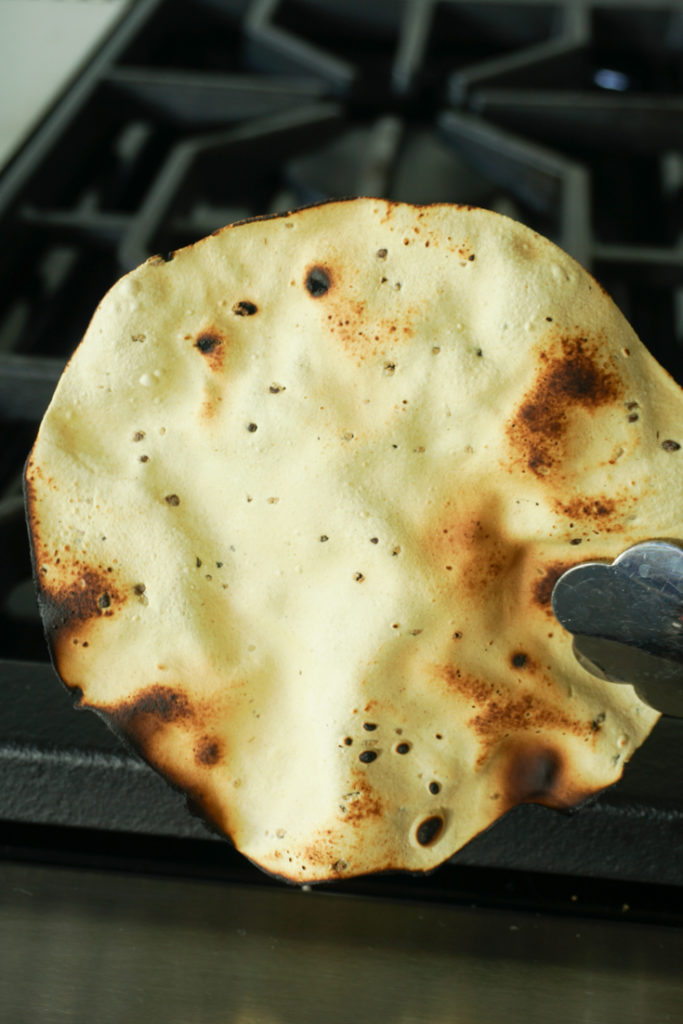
[25,199,682,882]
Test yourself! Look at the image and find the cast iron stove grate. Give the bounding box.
[0,0,682,912]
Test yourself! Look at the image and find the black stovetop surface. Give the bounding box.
[0,0,681,917]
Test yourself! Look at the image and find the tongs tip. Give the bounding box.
[551,540,683,717]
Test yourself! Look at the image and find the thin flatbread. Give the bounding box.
[25,199,682,882]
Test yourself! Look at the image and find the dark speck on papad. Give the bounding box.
[305,265,332,297]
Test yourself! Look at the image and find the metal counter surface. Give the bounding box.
[1,859,681,1024]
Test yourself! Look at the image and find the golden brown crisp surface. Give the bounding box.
[26,199,682,882]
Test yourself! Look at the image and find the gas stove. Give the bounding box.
[1,0,682,928]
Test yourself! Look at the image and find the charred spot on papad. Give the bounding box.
[507,334,623,478]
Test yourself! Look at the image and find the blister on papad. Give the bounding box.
[25,199,682,882]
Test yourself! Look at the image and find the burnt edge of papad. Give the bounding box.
[23,449,76,692]
[245,853,450,889]
[206,196,491,241]
[24,465,127,656]
[94,696,238,848]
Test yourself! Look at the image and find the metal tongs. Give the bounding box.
[551,540,683,717]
